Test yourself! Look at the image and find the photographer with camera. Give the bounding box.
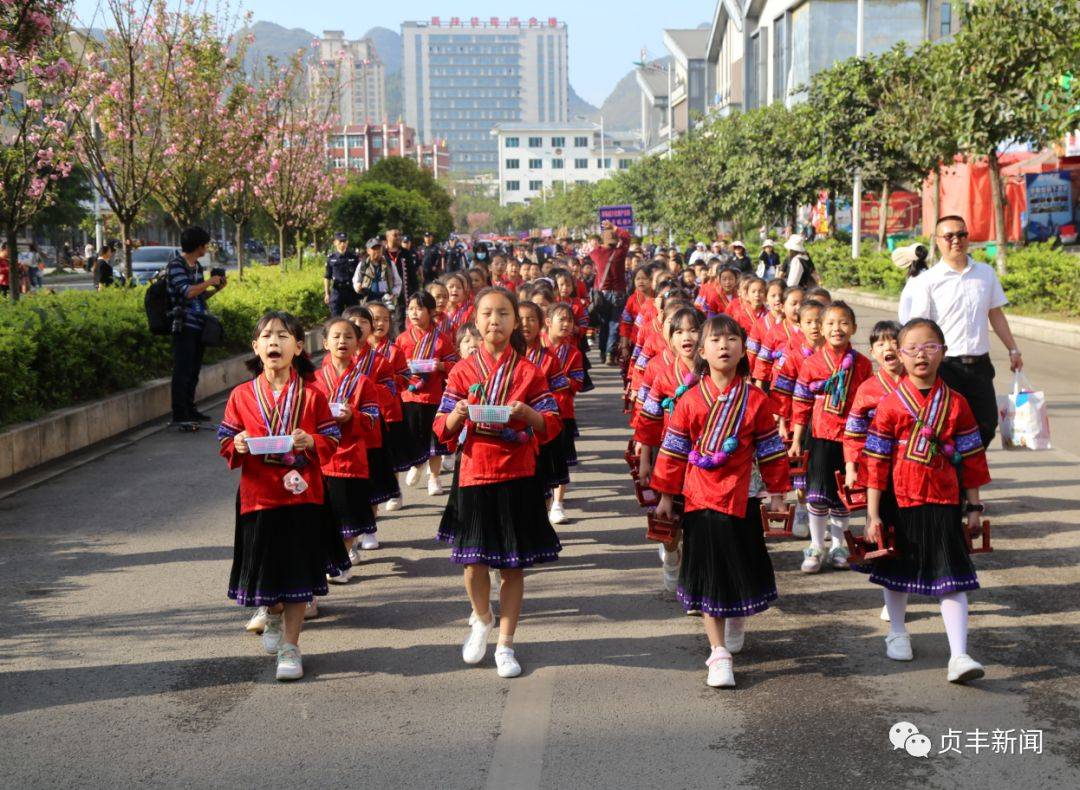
[167,226,226,425]
[588,219,631,366]
[352,236,401,311]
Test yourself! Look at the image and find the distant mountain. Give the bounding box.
[568,85,599,120]
[239,20,315,73]
[363,26,402,74]
[595,56,672,132]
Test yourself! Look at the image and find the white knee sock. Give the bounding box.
[808,510,828,552]
[940,592,969,657]
[883,588,909,634]
[829,513,849,549]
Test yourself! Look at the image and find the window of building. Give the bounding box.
[506,136,520,148]
[551,136,566,148]
[574,158,588,169]
[596,158,612,169]
[506,180,520,191]
[528,136,542,147]
[574,136,589,147]
[746,31,760,110]
[551,158,564,169]
[371,136,382,149]
[528,180,543,191]
[619,159,631,170]
[529,158,542,169]
[772,13,790,102]
[940,2,952,36]
[506,159,520,169]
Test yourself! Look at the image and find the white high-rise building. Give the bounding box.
[310,31,386,125]
[402,16,569,173]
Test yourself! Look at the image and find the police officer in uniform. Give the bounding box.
[419,230,445,285]
[323,232,360,317]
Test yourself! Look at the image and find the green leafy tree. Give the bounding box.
[330,181,437,242]
[360,157,453,237]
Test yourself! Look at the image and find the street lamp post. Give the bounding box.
[851,0,865,259]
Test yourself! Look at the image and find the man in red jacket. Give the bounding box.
[589,220,632,366]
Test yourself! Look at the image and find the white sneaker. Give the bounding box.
[947,653,985,684]
[800,546,824,573]
[383,497,402,512]
[724,618,746,654]
[548,501,566,524]
[828,545,850,570]
[792,506,810,538]
[427,475,444,496]
[304,599,319,619]
[260,615,283,654]
[885,632,914,661]
[661,547,680,593]
[328,565,351,584]
[275,643,303,681]
[462,613,495,665]
[706,647,736,688]
[880,604,890,622]
[405,465,422,487]
[494,646,522,678]
[443,455,456,472]
[348,548,360,566]
[360,532,379,550]
[245,606,269,633]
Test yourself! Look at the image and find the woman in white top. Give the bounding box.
[893,243,930,323]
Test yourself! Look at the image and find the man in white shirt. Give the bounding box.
[906,215,1023,447]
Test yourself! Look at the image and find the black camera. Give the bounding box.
[210,267,226,280]
[169,305,186,334]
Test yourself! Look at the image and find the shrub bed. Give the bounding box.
[0,262,324,429]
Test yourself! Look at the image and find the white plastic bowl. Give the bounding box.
[468,404,511,424]
[329,402,346,418]
[408,358,437,374]
[246,435,294,455]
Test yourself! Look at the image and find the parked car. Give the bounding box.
[127,246,179,285]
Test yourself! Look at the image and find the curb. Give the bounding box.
[0,327,324,484]
[831,288,1080,351]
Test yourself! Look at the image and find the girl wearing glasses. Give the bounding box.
[862,318,991,684]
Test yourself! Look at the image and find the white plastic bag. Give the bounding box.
[997,372,1051,450]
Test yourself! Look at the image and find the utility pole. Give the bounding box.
[851,0,865,259]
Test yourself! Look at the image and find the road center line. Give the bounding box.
[486,671,555,790]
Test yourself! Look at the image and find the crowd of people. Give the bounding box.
[210,214,1021,688]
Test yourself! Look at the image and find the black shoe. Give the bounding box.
[189,410,212,422]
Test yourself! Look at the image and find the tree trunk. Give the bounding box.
[119,220,133,283]
[877,181,890,252]
[987,150,1008,275]
[930,170,940,263]
[277,224,286,273]
[6,228,19,303]
[235,220,245,281]
[296,229,303,270]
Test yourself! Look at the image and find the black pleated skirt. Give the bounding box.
[561,417,579,467]
[366,439,401,504]
[400,401,437,469]
[536,435,570,493]
[868,504,980,596]
[385,419,415,473]
[677,505,778,617]
[437,473,562,568]
[227,501,351,607]
[805,435,846,512]
[324,476,378,538]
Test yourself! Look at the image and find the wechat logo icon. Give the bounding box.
[890,721,932,758]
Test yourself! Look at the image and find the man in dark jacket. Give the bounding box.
[418,231,444,284]
[385,227,419,330]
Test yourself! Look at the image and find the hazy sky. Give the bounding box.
[72,0,711,106]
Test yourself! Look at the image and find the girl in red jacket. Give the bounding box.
[789,301,873,572]
[443,272,475,332]
[752,285,803,386]
[217,311,346,682]
[365,301,410,512]
[652,314,790,688]
[434,287,563,679]
[312,317,381,581]
[863,318,991,684]
[545,301,585,524]
[520,300,571,497]
[396,291,459,496]
[747,279,786,385]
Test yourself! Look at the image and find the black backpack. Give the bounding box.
[145,274,173,335]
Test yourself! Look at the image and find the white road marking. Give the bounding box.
[486,670,555,790]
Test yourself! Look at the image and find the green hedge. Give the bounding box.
[809,239,1080,317]
[0,263,325,429]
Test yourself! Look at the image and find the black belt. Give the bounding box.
[946,353,989,365]
[332,282,353,289]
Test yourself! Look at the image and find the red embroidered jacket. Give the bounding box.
[547,338,584,419]
[311,358,381,478]
[792,345,874,441]
[752,319,800,382]
[651,376,791,516]
[842,370,903,466]
[218,372,340,514]
[863,379,991,506]
[633,351,697,449]
[394,325,459,405]
[620,290,647,339]
[770,336,818,422]
[433,347,561,486]
[371,337,407,423]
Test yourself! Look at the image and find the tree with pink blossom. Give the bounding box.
[0,0,87,303]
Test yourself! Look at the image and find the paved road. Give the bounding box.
[1,331,1078,788]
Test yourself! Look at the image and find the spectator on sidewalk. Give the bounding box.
[167,226,226,424]
[730,241,754,273]
[588,220,632,366]
[892,242,931,323]
[906,215,1023,447]
[384,228,419,330]
[93,245,115,290]
[0,243,10,297]
[757,239,781,279]
[26,243,44,290]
